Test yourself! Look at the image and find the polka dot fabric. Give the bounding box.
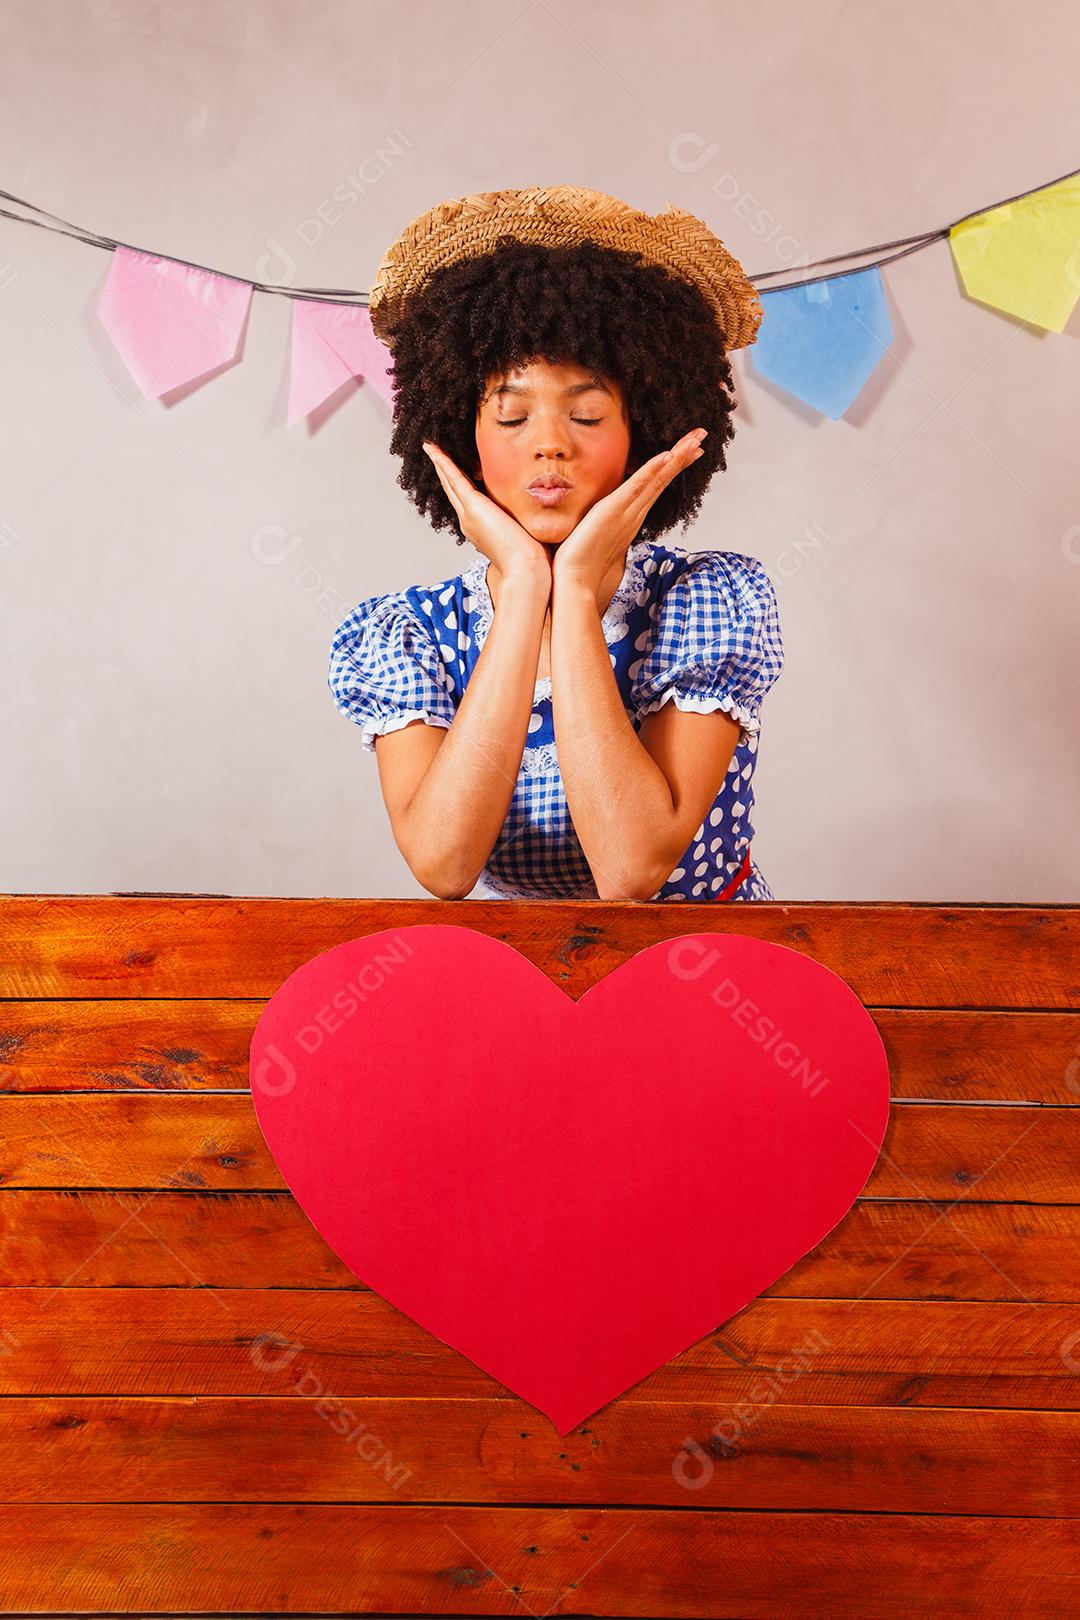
[328,538,784,901]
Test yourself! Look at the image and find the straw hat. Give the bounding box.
[367,184,762,351]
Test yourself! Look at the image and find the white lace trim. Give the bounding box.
[460,538,655,705]
[516,709,641,776]
[459,540,656,772]
[478,866,597,900]
[360,711,452,753]
[635,685,761,740]
[518,739,561,775]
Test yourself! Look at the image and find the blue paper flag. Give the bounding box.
[750,266,893,419]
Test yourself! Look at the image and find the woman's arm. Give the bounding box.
[546,426,741,899]
[374,563,552,900]
[550,574,741,899]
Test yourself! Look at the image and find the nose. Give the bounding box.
[532,434,568,459]
[527,408,573,461]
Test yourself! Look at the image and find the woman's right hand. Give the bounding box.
[422,440,551,588]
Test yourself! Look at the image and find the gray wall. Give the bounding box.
[1,0,1077,901]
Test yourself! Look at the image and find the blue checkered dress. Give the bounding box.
[328,539,784,900]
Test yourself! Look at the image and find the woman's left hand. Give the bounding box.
[553,428,708,592]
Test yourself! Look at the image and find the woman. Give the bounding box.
[329,186,784,902]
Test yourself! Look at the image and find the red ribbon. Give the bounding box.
[716,845,752,901]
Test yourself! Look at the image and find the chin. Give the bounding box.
[513,509,577,544]
[530,530,575,551]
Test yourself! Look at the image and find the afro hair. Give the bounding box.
[377,237,741,546]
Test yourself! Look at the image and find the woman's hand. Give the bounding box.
[552,428,708,592]
[422,440,552,587]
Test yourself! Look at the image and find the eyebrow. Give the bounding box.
[492,377,613,399]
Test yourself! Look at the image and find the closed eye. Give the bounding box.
[496,417,603,428]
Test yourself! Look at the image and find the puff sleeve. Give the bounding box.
[328,590,458,752]
[630,550,784,746]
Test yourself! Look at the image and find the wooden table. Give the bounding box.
[0,895,1077,1618]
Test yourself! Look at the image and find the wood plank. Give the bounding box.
[0,1503,1076,1616]
[4,1001,1080,1103]
[1,1190,1075,1302]
[2,895,1078,1007]
[0,1000,256,1092]
[2,1094,1076,1201]
[1,897,1075,1618]
[1,1291,1077,1410]
[0,1395,1075,1516]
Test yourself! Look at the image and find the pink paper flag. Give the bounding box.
[97,244,252,398]
[287,299,395,426]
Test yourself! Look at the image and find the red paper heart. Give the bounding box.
[250,925,889,1434]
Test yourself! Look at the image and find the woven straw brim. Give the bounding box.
[368,185,763,351]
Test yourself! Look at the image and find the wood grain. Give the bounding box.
[0,896,1076,1616]
[2,1189,1076,1300]
[2,1393,1077,1514]
[2,1093,1076,1200]
[1,894,1077,1005]
[3,1000,1079,1102]
[0,1503,1076,1616]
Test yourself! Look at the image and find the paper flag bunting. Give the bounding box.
[249,924,891,1434]
[949,172,1080,333]
[97,245,252,398]
[750,266,893,419]
[287,299,395,426]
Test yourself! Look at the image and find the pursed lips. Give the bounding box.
[526,479,574,505]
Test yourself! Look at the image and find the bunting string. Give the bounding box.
[1,161,1077,423]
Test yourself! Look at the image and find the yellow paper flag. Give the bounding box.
[949,172,1080,333]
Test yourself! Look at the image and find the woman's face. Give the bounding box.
[474,357,633,543]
